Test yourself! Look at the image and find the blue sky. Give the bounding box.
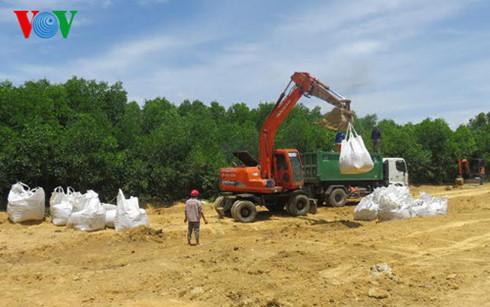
[1,0,489,128]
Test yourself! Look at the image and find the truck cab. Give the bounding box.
[383,158,409,186]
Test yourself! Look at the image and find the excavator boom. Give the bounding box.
[259,72,352,178]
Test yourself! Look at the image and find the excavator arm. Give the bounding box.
[258,72,352,179]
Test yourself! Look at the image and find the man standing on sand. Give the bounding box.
[184,189,208,245]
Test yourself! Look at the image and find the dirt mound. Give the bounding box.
[116,225,164,242]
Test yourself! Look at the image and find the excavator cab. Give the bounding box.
[272,149,304,190]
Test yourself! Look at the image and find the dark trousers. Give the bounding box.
[373,139,381,153]
[187,222,200,241]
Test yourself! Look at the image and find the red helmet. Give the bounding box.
[191,189,199,197]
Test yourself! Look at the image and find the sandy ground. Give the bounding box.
[1,184,489,306]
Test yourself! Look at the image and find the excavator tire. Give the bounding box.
[213,196,225,218]
[287,194,310,216]
[231,200,257,223]
[329,188,347,207]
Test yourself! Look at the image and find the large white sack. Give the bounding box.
[114,189,149,232]
[67,190,106,232]
[49,186,65,207]
[102,203,117,228]
[69,188,84,213]
[339,124,374,174]
[411,192,448,217]
[7,182,45,223]
[49,186,73,226]
[353,194,378,221]
[377,186,413,221]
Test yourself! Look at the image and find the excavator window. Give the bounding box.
[276,154,288,171]
[288,152,303,182]
[275,153,290,183]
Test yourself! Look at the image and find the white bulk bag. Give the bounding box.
[69,187,85,213]
[49,186,73,226]
[339,123,374,174]
[67,190,106,232]
[411,193,448,217]
[114,189,149,232]
[7,182,45,223]
[377,186,413,221]
[353,195,378,221]
[102,203,117,228]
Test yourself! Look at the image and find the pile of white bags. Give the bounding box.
[50,186,78,226]
[339,123,374,174]
[7,182,45,223]
[67,190,106,232]
[6,182,149,232]
[114,189,149,232]
[354,185,448,221]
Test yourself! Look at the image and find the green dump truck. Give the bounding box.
[301,151,408,207]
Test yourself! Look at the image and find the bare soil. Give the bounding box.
[1,184,489,306]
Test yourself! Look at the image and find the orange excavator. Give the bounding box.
[215,72,352,222]
[455,158,485,185]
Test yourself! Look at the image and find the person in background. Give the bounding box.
[184,189,208,246]
[335,130,345,152]
[371,126,381,153]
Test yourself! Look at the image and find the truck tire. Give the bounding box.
[287,194,310,216]
[329,188,347,207]
[231,200,257,223]
[213,196,225,218]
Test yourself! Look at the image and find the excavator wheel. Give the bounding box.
[231,200,257,223]
[287,194,310,216]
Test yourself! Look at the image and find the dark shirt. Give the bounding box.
[371,128,381,140]
[335,131,345,144]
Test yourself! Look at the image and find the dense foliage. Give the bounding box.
[0,78,488,204]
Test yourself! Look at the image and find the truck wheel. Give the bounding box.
[213,196,225,218]
[231,200,257,223]
[287,194,310,216]
[329,188,347,207]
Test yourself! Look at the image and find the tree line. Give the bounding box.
[0,78,488,206]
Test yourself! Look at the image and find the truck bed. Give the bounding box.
[301,151,384,183]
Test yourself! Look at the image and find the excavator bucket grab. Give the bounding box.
[319,107,352,130]
[305,75,352,131]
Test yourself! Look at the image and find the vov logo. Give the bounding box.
[14,10,78,39]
